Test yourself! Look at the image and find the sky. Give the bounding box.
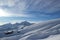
[0,0,60,24]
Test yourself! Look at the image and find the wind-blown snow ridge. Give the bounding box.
[19,18,60,40]
[0,18,60,40]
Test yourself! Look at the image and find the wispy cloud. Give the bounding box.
[0,0,32,17]
[0,8,30,17]
[0,0,60,14]
[0,0,16,7]
[25,0,60,13]
[0,0,60,24]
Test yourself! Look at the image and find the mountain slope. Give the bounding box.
[0,19,60,40]
[42,34,60,40]
[13,21,33,27]
[19,19,60,40]
[0,21,33,32]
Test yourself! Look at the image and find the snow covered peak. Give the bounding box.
[20,21,32,26]
[13,21,33,27]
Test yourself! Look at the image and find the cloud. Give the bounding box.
[0,8,30,17]
[0,0,26,9]
[0,0,16,7]
[9,13,30,17]
[0,0,30,17]
[0,0,60,17]
[0,0,60,13]
[1,0,60,13]
[25,0,60,13]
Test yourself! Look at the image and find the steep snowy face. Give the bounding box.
[20,19,60,34]
[19,19,60,40]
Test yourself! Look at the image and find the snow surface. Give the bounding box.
[0,19,60,40]
[41,34,60,40]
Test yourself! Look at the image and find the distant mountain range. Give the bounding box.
[0,21,34,31]
[13,21,33,27]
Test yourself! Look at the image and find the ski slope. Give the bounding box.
[0,18,60,40]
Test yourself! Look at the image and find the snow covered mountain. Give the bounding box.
[13,21,33,28]
[0,21,33,31]
[0,21,33,38]
[19,18,60,40]
[0,19,60,40]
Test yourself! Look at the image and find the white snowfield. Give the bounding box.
[41,34,60,40]
[0,18,60,40]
